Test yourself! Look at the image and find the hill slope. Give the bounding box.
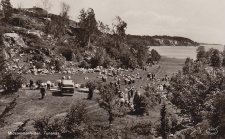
[0,7,198,70]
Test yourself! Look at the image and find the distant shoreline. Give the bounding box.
[198,43,223,46]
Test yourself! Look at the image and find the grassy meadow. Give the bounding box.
[0,56,185,138]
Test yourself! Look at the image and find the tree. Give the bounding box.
[1,0,13,21]
[60,48,73,61]
[151,49,161,62]
[60,2,70,19]
[210,49,221,68]
[98,84,116,125]
[41,0,52,18]
[222,46,225,67]
[34,101,89,139]
[196,46,206,61]
[112,16,127,44]
[86,81,97,100]
[55,2,70,38]
[98,21,110,34]
[183,57,194,75]
[90,47,105,68]
[79,8,98,47]
[0,50,23,92]
[133,93,150,115]
[50,58,63,71]
[0,51,7,84]
[210,94,225,137]
[160,104,168,139]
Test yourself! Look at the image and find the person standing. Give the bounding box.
[30,80,33,90]
[87,86,94,100]
[40,85,46,99]
[47,80,51,90]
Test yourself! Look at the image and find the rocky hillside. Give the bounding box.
[0,7,199,71]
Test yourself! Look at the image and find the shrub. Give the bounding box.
[60,48,73,61]
[79,60,90,69]
[133,94,150,115]
[34,101,89,138]
[2,71,24,92]
[10,17,27,27]
[130,122,152,136]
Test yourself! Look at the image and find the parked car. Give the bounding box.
[60,80,74,93]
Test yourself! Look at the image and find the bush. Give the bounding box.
[130,122,152,136]
[10,17,27,27]
[34,101,89,139]
[60,48,73,61]
[79,60,90,69]
[1,69,24,92]
[133,94,150,115]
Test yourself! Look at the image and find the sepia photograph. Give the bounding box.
[0,0,225,138]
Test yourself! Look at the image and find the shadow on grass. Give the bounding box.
[0,90,17,96]
[52,91,73,97]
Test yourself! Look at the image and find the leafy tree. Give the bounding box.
[112,16,127,44]
[54,2,70,38]
[86,80,97,100]
[60,2,70,20]
[90,48,105,68]
[79,60,90,69]
[79,8,98,47]
[97,21,110,34]
[133,93,150,115]
[210,94,225,137]
[50,58,63,71]
[0,50,24,92]
[150,49,161,62]
[1,0,13,21]
[182,57,194,75]
[210,49,221,68]
[34,101,89,139]
[98,84,116,125]
[222,46,225,67]
[0,51,7,84]
[60,48,73,61]
[120,50,137,69]
[41,0,52,18]
[196,46,206,61]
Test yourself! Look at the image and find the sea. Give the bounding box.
[148,44,225,60]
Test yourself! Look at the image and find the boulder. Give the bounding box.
[2,33,27,48]
[27,30,44,38]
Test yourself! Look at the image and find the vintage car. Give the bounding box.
[60,80,74,93]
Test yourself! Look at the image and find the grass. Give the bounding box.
[0,56,185,138]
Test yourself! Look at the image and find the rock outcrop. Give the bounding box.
[2,33,27,48]
[2,33,27,58]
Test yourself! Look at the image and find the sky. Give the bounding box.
[10,0,225,45]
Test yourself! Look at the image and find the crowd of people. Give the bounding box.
[24,65,170,104]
